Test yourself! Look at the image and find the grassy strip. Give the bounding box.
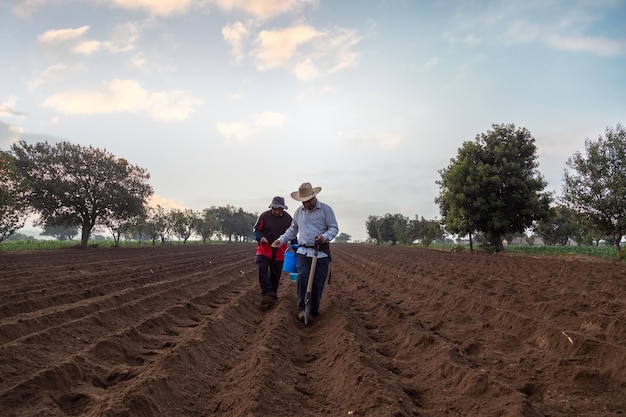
[429,242,621,259]
[0,239,229,251]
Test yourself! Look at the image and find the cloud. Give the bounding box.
[38,26,90,44]
[213,0,318,20]
[148,91,203,122]
[10,0,47,18]
[41,79,202,122]
[443,32,481,47]
[253,24,320,70]
[38,22,141,57]
[0,96,27,118]
[0,121,24,148]
[548,35,625,56]
[107,0,195,16]
[216,121,254,142]
[72,40,102,55]
[419,56,439,71]
[223,21,249,63]
[27,63,84,91]
[216,111,286,142]
[148,194,186,210]
[251,24,361,80]
[499,19,541,45]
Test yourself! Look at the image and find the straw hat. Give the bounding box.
[291,182,322,201]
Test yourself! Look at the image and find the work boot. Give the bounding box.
[260,293,276,310]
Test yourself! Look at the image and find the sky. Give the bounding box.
[1,0,625,242]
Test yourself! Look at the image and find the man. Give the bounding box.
[253,196,293,310]
[272,182,338,322]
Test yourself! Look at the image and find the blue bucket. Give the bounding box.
[283,244,298,273]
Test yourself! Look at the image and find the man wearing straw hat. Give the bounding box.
[272,182,338,322]
[253,196,293,310]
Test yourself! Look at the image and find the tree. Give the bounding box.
[436,123,551,252]
[562,123,626,258]
[170,208,199,244]
[196,208,220,243]
[365,213,407,245]
[40,214,80,241]
[334,232,351,242]
[365,215,382,244]
[0,151,31,243]
[408,216,445,247]
[535,206,581,246]
[148,205,171,244]
[11,141,153,248]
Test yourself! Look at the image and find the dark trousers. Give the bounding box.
[256,255,283,297]
[295,254,330,316]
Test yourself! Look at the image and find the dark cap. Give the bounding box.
[269,196,288,210]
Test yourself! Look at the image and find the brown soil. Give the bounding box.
[1,243,625,417]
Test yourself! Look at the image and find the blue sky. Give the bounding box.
[2,0,625,242]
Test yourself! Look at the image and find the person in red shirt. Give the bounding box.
[253,196,294,309]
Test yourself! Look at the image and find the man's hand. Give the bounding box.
[259,237,268,244]
[271,240,282,248]
[315,235,325,245]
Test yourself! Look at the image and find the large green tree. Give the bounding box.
[11,141,153,248]
[436,123,551,252]
[562,123,626,257]
[0,151,31,243]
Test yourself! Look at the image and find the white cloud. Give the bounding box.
[251,24,361,80]
[148,194,186,210]
[213,0,318,20]
[216,121,254,142]
[0,96,26,118]
[147,91,203,122]
[253,24,320,70]
[10,0,47,18]
[107,0,195,16]
[252,111,286,127]
[27,63,84,91]
[38,22,141,56]
[38,26,90,44]
[223,21,249,63]
[548,35,625,56]
[41,79,202,122]
[104,21,142,53]
[217,110,286,142]
[72,40,102,55]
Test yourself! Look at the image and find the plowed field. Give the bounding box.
[1,243,625,417]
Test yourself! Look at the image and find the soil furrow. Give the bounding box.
[1,243,625,416]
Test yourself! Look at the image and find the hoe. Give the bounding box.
[303,244,318,326]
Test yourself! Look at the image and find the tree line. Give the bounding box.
[365,123,626,258]
[1,141,259,247]
[3,122,625,256]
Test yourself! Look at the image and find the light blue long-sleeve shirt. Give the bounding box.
[277,199,338,258]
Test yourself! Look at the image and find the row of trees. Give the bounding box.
[365,214,445,246]
[38,205,260,246]
[1,141,263,247]
[434,123,625,256]
[363,123,625,258]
